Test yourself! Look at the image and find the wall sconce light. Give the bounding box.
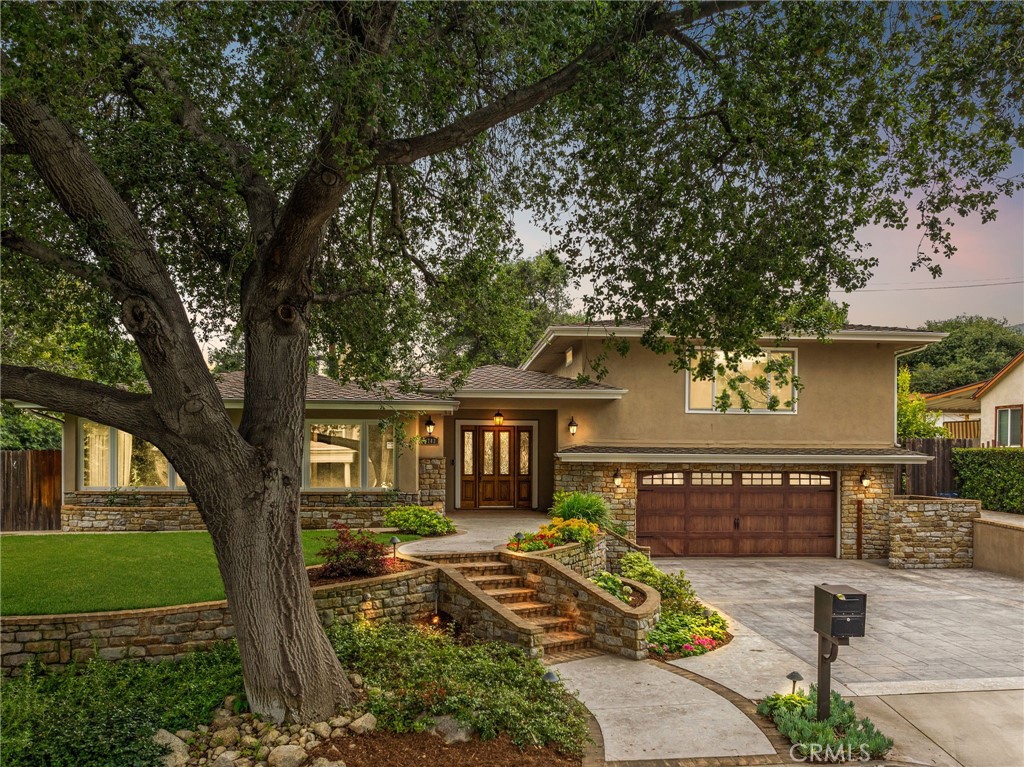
[493,411,504,426]
[613,468,623,487]
[424,416,435,435]
[568,416,578,436]
[860,470,870,488]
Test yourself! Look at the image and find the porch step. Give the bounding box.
[423,552,502,565]
[485,586,537,603]
[532,615,576,632]
[506,600,557,618]
[467,574,525,589]
[452,561,514,577]
[539,631,591,654]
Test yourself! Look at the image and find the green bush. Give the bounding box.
[618,552,700,612]
[952,448,1024,512]
[549,491,625,534]
[758,687,893,761]
[647,609,728,656]
[589,570,633,603]
[329,622,589,754]
[385,505,457,535]
[0,643,243,767]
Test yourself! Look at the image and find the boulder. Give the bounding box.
[212,726,240,748]
[211,750,239,767]
[428,715,475,745]
[267,744,308,767]
[310,721,332,740]
[152,729,189,767]
[327,716,351,729]
[347,713,376,735]
[310,758,347,767]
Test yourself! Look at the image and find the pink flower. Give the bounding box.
[683,644,694,651]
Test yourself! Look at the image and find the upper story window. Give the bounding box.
[996,406,1022,447]
[80,420,182,490]
[304,421,396,490]
[686,350,797,414]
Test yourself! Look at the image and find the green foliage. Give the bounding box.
[509,517,600,552]
[329,622,589,754]
[952,448,1024,512]
[758,687,893,761]
[316,524,390,578]
[897,367,947,440]
[589,570,633,604]
[647,610,728,657]
[549,490,624,534]
[908,317,1024,393]
[0,644,243,767]
[384,505,457,536]
[0,403,61,450]
[618,552,700,613]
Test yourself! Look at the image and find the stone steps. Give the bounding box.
[466,574,525,589]
[530,615,576,632]
[485,586,538,603]
[424,551,503,565]
[539,630,591,654]
[452,561,514,577]
[506,600,557,618]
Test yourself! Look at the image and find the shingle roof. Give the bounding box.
[557,445,929,458]
[558,319,930,334]
[418,365,623,393]
[214,371,454,404]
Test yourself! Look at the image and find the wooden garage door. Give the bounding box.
[636,470,836,557]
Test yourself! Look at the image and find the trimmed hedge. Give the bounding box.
[952,448,1024,513]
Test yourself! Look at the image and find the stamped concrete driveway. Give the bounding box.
[659,558,1024,695]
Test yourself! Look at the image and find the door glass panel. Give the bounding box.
[741,471,783,485]
[463,430,473,475]
[499,431,510,475]
[519,431,530,475]
[482,430,494,475]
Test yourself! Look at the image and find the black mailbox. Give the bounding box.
[814,584,866,639]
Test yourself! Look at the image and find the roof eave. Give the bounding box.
[449,389,626,400]
[220,398,459,412]
[555,451,933,465]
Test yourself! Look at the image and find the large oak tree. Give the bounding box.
[2,1,1020,722]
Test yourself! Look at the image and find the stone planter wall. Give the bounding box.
[530,536,607,578]
[504,550,660,659]
[889,496,981,569]
[418,458,446,507]
[1,565,439,675]
[604,529,651,573]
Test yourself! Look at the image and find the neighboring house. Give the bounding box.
[34,322,948,560]
[923,382,984,441]
[974,350,1024,448]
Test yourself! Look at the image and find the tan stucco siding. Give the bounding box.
[979,363,1023,446]
[549,340,901,449]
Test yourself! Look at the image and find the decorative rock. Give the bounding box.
[262,729,281,744]
[328,716,351,729]
[311,758,347,767]
[211,750,239,767]
[330,727,346,739]
[175,729,195,742]
[348,673,363,688]
[348,713,376,734]
[311,721,332,739]
[152,729,189,767]
[267,744,308,767]
[428,715,475,744]
[212,726,240,748]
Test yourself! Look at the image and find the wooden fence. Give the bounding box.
[1,450,62,531]
[896,438,978,497]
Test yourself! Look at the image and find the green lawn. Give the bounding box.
[0,530,419,616]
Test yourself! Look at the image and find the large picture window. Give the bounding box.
[305,421,396,490]
[686,350,797,413]
[79,420,179,489]
[996,406,1022,447]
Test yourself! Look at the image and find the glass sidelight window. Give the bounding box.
[305,421,396,489]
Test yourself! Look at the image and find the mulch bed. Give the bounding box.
[308,732,581,767]
[648,631,734,663]
[307,558,416,587]
[624,589,646,608]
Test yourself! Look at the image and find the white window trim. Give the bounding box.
[995,406,1023,448]
[302,419,398,491]
[78,421,181,491]
[684,347,799,415]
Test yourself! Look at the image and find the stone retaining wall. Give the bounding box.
[1,565,439,675]
[418,458,446,507]
[530,536,607,578]
[604,529,651,573]
[889,496,981,569]
[435,568,543,657]
[64,490,417,509]
[61,503,394,532]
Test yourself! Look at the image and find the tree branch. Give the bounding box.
[386,167,437,285]
[0,229,131,299]
[311,287,373,304]
[665,28,721,66]
[0,364,161,441]
[374,1,753,166]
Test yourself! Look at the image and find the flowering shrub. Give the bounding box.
[507,531,562,552]
[619,552,700,612]
[646,609,728,657]
[316,524,390,578]
[385,505,457,536]
[590,571,633,603]
[508,517,600,552]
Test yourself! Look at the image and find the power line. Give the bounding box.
[832,279,1023,293]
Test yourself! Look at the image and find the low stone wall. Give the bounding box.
[418,457,446,507]
[973,517,1024,579]
[604,529,651,573]
[505,550,660,659]
[531,536,607,578]
[1,565,439,675]
[64,490,417,509]
[889,496,981,569]
[61,503,391,532]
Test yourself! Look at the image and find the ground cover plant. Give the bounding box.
[0,530,418,615]
[589,571,633,604]
[618,553,727,658]
[385,505,458,535]
[507,517,599,552]
[329,622,590,755]
[758,687,893,762]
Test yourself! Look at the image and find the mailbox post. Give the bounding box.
[813,584,866,721]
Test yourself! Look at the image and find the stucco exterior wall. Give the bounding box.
[978,362,1023,446]
[540,339,903,449]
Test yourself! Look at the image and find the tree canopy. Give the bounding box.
[907,316,1024,393]
[897,367,947,440]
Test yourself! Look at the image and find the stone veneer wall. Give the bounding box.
[889,496,981,569]
[417,457,446,507]
[64,490,417,508]
[555,460,896,559]
[530,536,607,578]
[504,550,660,659]
[1,565,439,675]
[604,529,652,573]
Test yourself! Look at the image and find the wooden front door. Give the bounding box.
[459,424,533,509]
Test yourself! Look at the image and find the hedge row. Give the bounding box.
[951,448,1024,513]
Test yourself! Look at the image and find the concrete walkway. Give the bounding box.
[552,654,776,763]
[399,510,546,555]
